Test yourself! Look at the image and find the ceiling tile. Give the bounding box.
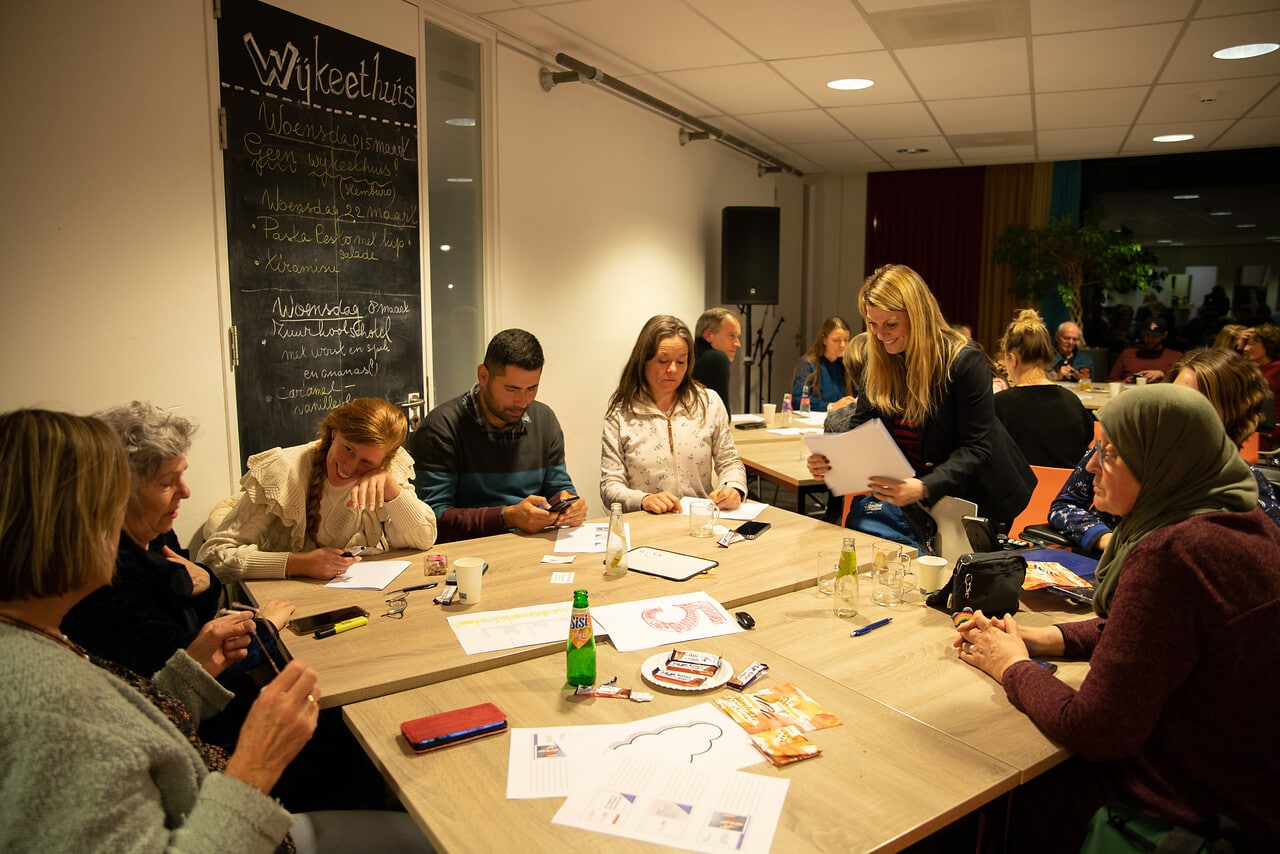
[787,139,888,172]
[1035,87,1148,130]
[827,101,940,139]
[482,9,650,77]
[770,52,919,107]
[1212,115,1280,149]
[863,135,958,163]
[733,109,854,144]
[1139,76,1280,124]
[1161,11,1280,84]
[1034,23,1182,91]
[958,144,1037,164]
[1249,85,1280,117]
[690,0,881,60]
[1029,0,1193,34]
[1036,126,1129,158]
[536,0,756,72]
[929,94,1032,134]
[895,38,1030,100]
[657,63,813,115]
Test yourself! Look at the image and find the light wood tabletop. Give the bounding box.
[736,439,826,514]
[342,631,1020,853]
[739,581,1094,783]
[243,506,865,708]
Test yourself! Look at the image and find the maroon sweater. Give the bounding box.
[1003,509,1280,839]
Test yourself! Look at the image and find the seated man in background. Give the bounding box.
[691,307,741,416]
[1108,316,1181,383]
[410,328,587,542]
[1050,321,1093,382]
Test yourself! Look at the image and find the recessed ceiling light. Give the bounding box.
[1237,223,1257,228]
[1153,134,1195,143]
[896,147,929,155]
[446,177,473,183]
[446,117,477,127]
[1267,235,1280,241]
[439,244,452,252]
[827,78,875,91]
[1172,194,1200,200]
[1213,43,1279,60]
[447,283,455,289]
[1157,239,1174,244]
[1209,210,1233,216]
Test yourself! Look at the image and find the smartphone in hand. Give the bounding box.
[545,495,578,514]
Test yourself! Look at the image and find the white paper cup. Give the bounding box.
[761,403,776,426]
[454,557,486,604]
[1135,375,1147,386]
[1108,381,1122,396]
[915,556,949,593]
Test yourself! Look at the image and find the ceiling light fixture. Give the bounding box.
[1172,194,1200,200]
[1152,134,1195,143]
[897,147,928,155]
[827,78,875,91]
[439,244,452,252]
[1236,223,1257,228]
[1157,239,1174,244]
[446,117,477,127]
[1209,210,1233,216]
[446,177,474,183]
[1213,43,1279,60]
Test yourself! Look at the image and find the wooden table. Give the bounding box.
[1065,381,1126,411]
[342,631,1020,853]
[739,582,1093,783]
[736,439,827,514]
[243,507,861,708]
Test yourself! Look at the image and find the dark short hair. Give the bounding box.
[483,328,545,374]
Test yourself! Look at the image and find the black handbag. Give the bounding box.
[926,551,1027,617]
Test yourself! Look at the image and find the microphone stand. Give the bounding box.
[759,315,784,411]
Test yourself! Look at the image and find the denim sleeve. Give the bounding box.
[1048,446,1119,553]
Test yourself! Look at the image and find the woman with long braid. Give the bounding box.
[199,398,437,581]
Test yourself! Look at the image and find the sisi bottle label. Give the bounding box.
[569,611,592,648]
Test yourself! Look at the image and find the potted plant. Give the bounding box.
[995,212,1163,328]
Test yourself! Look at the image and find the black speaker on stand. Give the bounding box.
[721,206,781,412]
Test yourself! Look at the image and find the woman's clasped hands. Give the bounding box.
[953,610,1065,682]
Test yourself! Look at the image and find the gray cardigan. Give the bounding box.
[0,623,291,851]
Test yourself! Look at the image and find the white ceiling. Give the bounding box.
[438,0,1280,176]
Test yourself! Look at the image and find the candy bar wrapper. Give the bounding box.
[750,726,822,766]
[665,649,722,677]
[650,667,707,688]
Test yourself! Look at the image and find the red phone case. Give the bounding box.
[400,702,507,753]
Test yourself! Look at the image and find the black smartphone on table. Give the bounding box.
[735,521,771,539]
[288,605,369,635]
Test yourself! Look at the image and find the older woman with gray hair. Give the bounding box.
[63,401,293,684]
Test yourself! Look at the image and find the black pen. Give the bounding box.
[388,581,439,595]
[850,617,892,637]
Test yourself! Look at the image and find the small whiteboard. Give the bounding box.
[626,547,718,581]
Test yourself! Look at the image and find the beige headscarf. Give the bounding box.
[1092,384,1256,617]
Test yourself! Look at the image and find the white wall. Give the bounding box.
[0,0,810,537]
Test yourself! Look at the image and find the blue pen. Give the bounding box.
[850,617,892,637]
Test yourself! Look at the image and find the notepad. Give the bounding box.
[625,547,718,581]
[802,419,914,495]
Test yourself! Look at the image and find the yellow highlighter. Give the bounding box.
[315,615,369,639]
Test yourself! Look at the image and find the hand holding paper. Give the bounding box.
[802,420,914,496]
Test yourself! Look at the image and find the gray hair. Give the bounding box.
[695,307,738,340]
[94,401,196,484]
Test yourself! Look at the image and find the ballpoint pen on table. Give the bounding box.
[388,582,439,595]
[850,617,892,637]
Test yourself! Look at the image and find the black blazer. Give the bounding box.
[847,346,1035,529]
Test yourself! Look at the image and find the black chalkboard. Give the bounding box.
[217,0,422,465]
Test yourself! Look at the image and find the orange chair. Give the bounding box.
[1011,465,1073,546]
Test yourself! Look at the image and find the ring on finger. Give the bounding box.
[306,694,318,705]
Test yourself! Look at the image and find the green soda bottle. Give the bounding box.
[566,589,596,686]
[834,536,860,618]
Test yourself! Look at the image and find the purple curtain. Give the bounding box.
[865,167,986,328]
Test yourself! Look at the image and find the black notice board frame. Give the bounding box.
[217,0,423,466]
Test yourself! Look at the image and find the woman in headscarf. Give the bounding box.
[954,385,1280,842]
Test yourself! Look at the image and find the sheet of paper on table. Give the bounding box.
[678,496,768,522]
[446,601,573,655]
[802,419,914,496]
[554,522,630,553]
[551,754,788,854]
[591,591,743,652]
[322,559,412,591]
[506,702,761,799]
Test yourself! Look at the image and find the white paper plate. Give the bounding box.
[640,652,733,692]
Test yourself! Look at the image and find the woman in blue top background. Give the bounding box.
[791,316,854,412]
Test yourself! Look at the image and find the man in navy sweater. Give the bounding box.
[409,329,587,543]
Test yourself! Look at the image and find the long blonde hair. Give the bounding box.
[858,264,967,423]
[305,398,407,545]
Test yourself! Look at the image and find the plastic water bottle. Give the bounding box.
[603,501,628,578]
[799,387,811,417]
[566,589,596,686]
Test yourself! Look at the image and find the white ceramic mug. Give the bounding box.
[454,557,486,603]
[915,555,950,593]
